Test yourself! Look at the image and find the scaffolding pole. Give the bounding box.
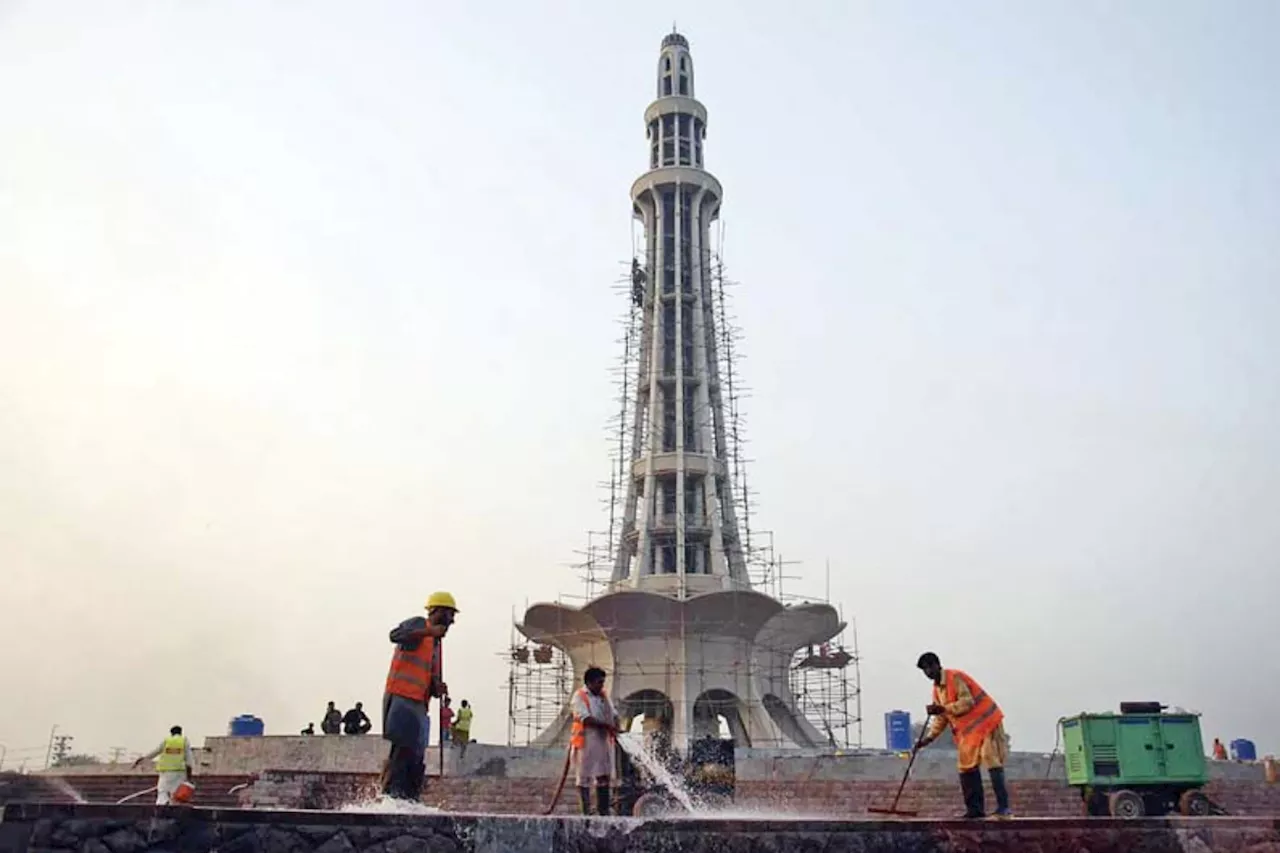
[503,246,864,751]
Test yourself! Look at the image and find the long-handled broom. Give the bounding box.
[868,714,931,817]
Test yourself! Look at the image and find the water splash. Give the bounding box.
[339,795,444,815]
[43,776,87,804]
[615,733,696,814]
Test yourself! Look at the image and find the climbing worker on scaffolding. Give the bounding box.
[915,652,1012,819]
[133,725,194,805]
[570,666,619,816]
[381,591,457,802]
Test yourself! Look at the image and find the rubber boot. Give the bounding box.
[578,787,591,816]
[406,760,425,803]
[596,785,611,816]
[988,767,1012,818]
[959,769,985,819]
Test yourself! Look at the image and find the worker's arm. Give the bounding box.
[920,714,949,747]
[919,681,968,748]
[570,691,610,731]
[132,743,163,767]
[943,678,975,717]
[184,741,195,777]
[429,639,447,698]
[390,617,445,647]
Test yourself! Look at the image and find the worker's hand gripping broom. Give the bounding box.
[868,714,931,817]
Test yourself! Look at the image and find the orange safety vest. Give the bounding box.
[936,669,1003,745]
[385,634,439,703]
[569,687,614,749]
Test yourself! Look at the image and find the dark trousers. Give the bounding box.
[381,693,428,802]
[959,767,1011,818]
[578,785,611,816]
[384,743,426,801]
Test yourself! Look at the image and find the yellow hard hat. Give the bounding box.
[426,591,458,612]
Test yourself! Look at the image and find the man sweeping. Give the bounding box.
[381,591,457,802]
[915,652,1012,819]
[570,666,618,816]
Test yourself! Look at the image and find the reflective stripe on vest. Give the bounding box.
[569,687,613,749]
[941,669,1004,742]
[386,636,437,702]
[155,735,187,772]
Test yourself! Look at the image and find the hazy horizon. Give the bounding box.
[2,0,1278,768]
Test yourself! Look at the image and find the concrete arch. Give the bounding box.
[692,688,750,746]
[618,689,676,755]
[618,688,674,731]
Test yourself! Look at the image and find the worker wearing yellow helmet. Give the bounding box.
[380,591,458,802]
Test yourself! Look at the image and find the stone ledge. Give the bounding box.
[2,803,1278,853]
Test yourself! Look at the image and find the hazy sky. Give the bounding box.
[2,0,1278,767]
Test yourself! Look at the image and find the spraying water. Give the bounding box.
[43,776,87,804]
[615,733,696,814]
[339,796,443,815]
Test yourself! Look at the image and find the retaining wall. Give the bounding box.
[8,772,1280,818]
[3,803,1279,853]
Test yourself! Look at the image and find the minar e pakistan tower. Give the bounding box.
[518,32,844,752]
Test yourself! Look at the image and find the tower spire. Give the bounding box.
[612,33,746,597]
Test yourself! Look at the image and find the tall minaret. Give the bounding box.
[612,32,749,597]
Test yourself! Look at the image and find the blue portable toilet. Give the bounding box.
[1230,739,1257,762]
[884,710,912,751]
[228,715,265,737]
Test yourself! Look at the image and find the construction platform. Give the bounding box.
[3,803,1279,853]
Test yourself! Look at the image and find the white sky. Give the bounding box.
[1,0,1277,766]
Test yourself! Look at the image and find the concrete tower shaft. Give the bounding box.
[612,32,748,597]
[513,32,849,754]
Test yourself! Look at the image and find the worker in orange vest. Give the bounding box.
[570,666,619,815]
[380,591,457,801]
[916,652,1012,819]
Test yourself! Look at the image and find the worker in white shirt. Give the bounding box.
[570,667,619,815]
[133,725,194,804]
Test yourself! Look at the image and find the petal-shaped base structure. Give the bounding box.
[517,589,843,750]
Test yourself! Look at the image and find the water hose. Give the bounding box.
[115,787,157,805]
[1044,718,1064,779]
[542,744,573,815]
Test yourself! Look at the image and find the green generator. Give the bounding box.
[1060,702,1213,818]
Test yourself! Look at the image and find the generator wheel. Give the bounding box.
[632,792,675,817]
[1179,790,1211,817]
[1109,789,1145,819]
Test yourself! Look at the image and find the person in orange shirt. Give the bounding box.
[916,652,1012,819]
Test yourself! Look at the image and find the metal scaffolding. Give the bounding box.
[504,247,863,750]
[504,614,572,748]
